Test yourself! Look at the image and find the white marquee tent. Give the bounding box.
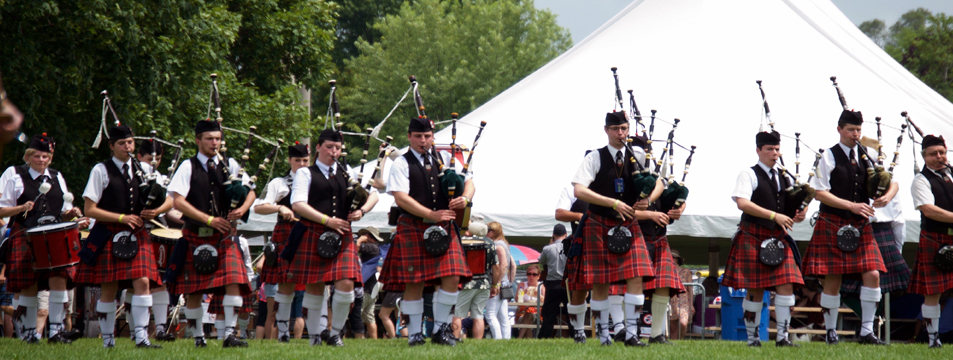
[243,0,953,242]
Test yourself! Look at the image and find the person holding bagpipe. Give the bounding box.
[165,119,256,349]
[378,117,475,347]
[76,122,170,349]
[722,131,806,347]
[0,133,83,344]
[909,135,953,349]
[804,108,887,346]
[565,111,655,347]
[252,141,309,343]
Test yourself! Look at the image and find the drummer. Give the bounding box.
[77,124,168,349]
[0,133,83,344]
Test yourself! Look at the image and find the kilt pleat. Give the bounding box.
[568,213,655,289]
[379,216,472,291]
[74,222,162,289]
[261,221,294,285]
[908,230,953,295]
[286,220,362,286]
[207,292,256,314]
[643,235,686,294]
[722,222,804,290]
[5,224,76,293]
[801,212,886,277]
[841,224,910,293]
[165,229,250,296]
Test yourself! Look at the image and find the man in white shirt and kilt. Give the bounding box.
[567,111,655,347]
[165,120,255,348]
[379,117,474,347]
[723,131,806,347]
[76,124,168,348]
[909,134,953,348]
[803,110,887,345]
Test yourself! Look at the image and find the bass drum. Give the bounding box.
[150,228,183,273]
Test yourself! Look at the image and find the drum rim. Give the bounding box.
[149,228,183,237]
[26,221,79,233]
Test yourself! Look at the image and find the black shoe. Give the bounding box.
[278,334,290,343]
[136,340,162,349]
[155,330,176,342]
[775,338,799,347]
[48,333,72,345]
[195,337,207,348]
[223,334,249,348]
[408,333,426,347]
[320,329,330,342]
[573,331,586,344]
[431,324,456,347]
[929,339,942,349]
[825,330,839,345]
[624,336,647,347]
[857,332,887,345]
[326,334,344,347]
[62,329,82,341]
[649,335,674,345]
[748,340,762,347]
[309,335,322,346]
[613,328,626,342]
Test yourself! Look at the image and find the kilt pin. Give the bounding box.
[379,216,472,292]
[802,212,886,277]
[165,229,251,296]
[285,219,362,286]
[74,222,162,289]
[722,221,804,290]
[567,212,654,291]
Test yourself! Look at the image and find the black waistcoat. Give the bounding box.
[741,165,789,229]
[401,150,449,215]
[306,164,348,218]
[819,144,870,219]
[638,200,668,237]
[568,198,589,234]
[98,159,143,215]
[14,165,65,227]
[588,146,639,218]
[275,174,295,224]
[183,156,230,228]
[920,169,953,232]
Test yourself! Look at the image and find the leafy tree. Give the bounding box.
[0,0,337,205]
[859,19,887,47]
[882,10,953,102]
[332,0,407,69]
[337,0,571,158]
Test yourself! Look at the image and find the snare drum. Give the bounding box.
[150,228,183,272]
[26,222,81,270]
[461,238,491,275]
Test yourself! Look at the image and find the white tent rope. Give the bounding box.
[220,125,280,146]
[370,85,413,139]
[132,136,182,148]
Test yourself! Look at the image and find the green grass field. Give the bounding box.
[0,337,948,360]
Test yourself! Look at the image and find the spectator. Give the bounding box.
[1,264,13,338]
[291,286,306,339]
[255,281,272,339]
[36,290,48,338]
[485,221,515,340]
[378,290,402,339]
[516,264,544,338]
[452,218,499,340]
[357,227,385,339]
[668,249,694,339]
[538,224,569,338]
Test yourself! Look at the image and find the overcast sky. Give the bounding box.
[535,0,953,43]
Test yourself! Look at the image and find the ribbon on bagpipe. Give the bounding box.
[831,76,892,198]
[757,80,816,216]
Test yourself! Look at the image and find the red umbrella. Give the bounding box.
[509,245,540,265]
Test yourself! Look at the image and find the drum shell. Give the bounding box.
[150,229,182,272]
[461,239,490,275]
[27,223,81,270]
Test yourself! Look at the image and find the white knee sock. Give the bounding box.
[590,299,610,342]
[215,319,225,340]
[742,299,763,344]
[222,294,242,338]
[624,293,645,340]
[922,304,941,343]
[131,295,153,344]
[433,289,458,331]
[331,290,355,335]
[237,317,249,337]
[859,287,881,336]
[151,291,170,332]
[48,290,69,338]
[19,296,38,341]
[274,292,294,338]
[302,293,324,345]
[319,301,329,334]
[608,295,625,333]
[567,303,588,337]
[775,294,796,341]
[402,299,424,341]
[820,293,841,331]
[184,306,205,338]
[124,292,134,340]
[12,297,21,338]
[650,295,670,337]
[97,300,118,347]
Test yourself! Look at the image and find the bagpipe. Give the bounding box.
[327,79,370,213]
[830,76,892,199]
[756,80,817,217]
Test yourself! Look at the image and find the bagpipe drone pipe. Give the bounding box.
[831,76,892,199]
[328,79,370,212]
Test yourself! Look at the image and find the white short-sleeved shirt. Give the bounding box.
[290,160,362,205]
[140,161,169,185]
[731,161,782,203]
[810,142,863,192]
[260,172,294,206]
[0,165,74,212]
[571,145,646,187]
[871,186,903,223]
[386,148,473,196]
[167,152,250,199]
[912,167,952,210]
[82,157,135,204]
[556,183,576,211]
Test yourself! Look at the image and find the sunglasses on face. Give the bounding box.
[526,273,539,276]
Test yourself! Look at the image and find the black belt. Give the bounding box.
[183,222,214,234]
[871,222,893,230]
[921,221,953,234]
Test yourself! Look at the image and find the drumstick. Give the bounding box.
[150,219,170,230]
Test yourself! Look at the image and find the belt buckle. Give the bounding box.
[198,227,214,237]
[948,228,953,236]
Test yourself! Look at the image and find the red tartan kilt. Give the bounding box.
[286,220,362,286]
[5,224,76,293]
[166,229,251,296]
[207,292,256,314]
[380,216,472,292]
[722,222,804,290]
[260,221,294,285]
[908,230,953,295]
[74,223,162,288]
[643,235,686,294]
[609,283,626,295]
[802,212,886,276]
[568,213,654,289]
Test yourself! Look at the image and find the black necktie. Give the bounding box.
[206,158,222,185]
[423,155,432,171]
[771,169,779,192]
[848,148,857,165]
[328,164,335,178]
[121,164,132,183]
[615,151,623,166]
